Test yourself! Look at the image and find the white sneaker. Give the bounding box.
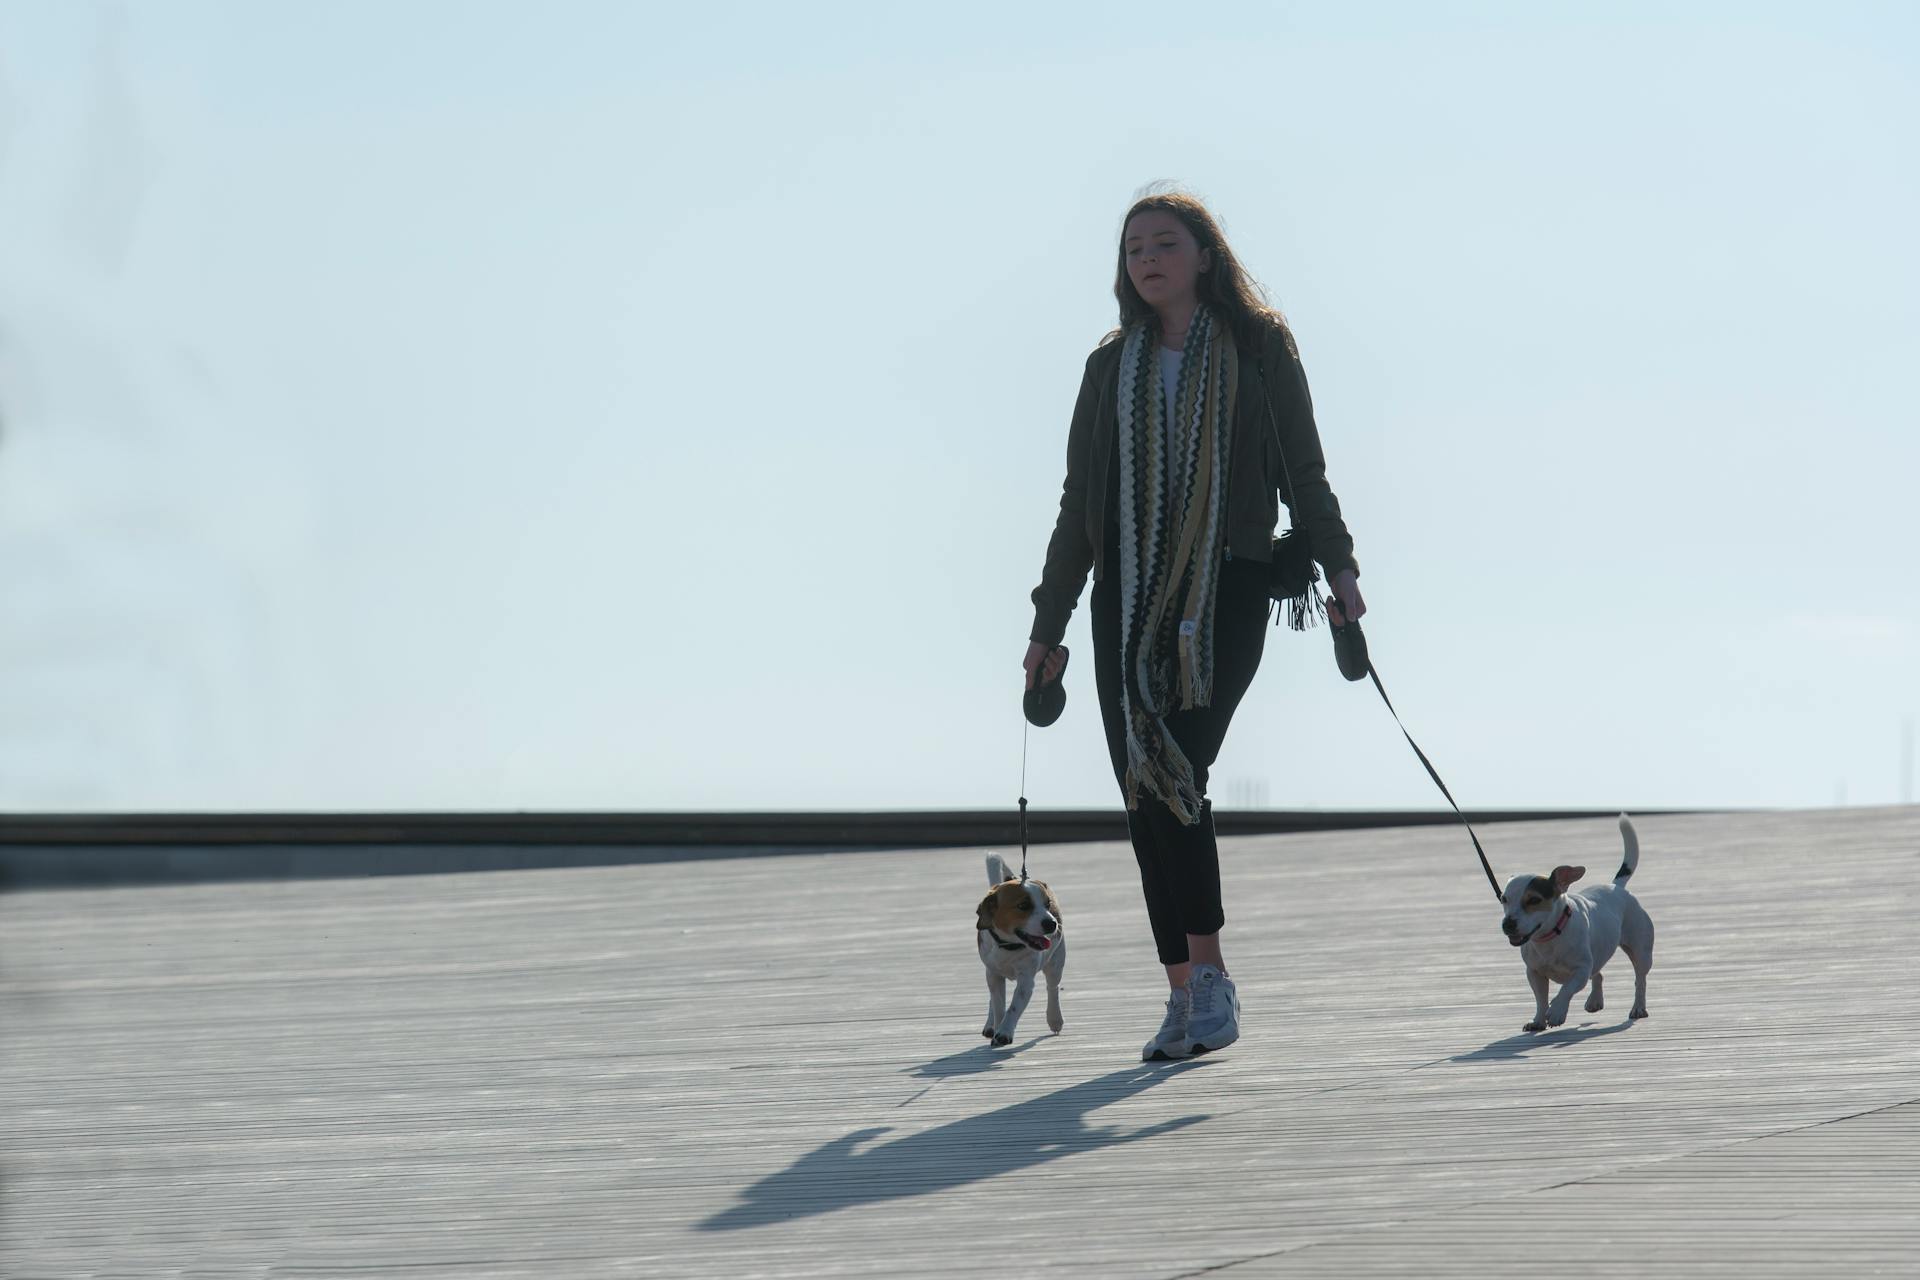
[1185,964,1240,1054]
[1141,986,1192,1061]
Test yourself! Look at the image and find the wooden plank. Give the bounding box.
[1,807,1914,1276]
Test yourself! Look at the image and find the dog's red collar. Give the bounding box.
[1535,905,1573,944]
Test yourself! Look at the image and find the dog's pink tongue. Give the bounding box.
[1033,937,1051,950]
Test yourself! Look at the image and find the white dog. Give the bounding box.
[975,853,1066,1046]
[1501,814,1656,1032]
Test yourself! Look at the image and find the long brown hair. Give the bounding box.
[1108,184,1288,354]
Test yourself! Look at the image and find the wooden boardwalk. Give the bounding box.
[2,807,1915,1277]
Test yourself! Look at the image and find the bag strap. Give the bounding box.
[1254,340,1324,632]
[1253,344,1305,522]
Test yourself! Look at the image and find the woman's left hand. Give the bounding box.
[1328,569,1365,622]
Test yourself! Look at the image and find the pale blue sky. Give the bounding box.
[0,1,1914,813]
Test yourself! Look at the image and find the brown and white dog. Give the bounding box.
[1500,814,1656,1032]
[975,852,1066,1046]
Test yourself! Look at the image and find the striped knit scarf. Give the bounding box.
[1115,303,1238,826]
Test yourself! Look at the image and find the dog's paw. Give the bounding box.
[1523,1020,1546,1033]
[981,1025,996,1039]
[1584,994,1605,1013]
[991,1033,1013,1047]
[1545,1009,1568,1028]
[1629,1006,1649,1021]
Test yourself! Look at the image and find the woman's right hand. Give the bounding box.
[1024,641,1067,691]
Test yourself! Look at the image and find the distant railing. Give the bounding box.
[0,808,1691,888]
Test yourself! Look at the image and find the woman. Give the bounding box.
[1023,189,1367,1061]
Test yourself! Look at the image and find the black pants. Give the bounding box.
[1091,550,1271,966]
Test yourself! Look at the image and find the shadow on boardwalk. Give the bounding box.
[700,1059,1211,1230]
[1452,1019,1639,1062]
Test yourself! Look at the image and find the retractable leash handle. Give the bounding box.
[1022,646,1069,727]
[1326,596,1370,683]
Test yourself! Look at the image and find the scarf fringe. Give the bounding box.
[1124,725,1205,826]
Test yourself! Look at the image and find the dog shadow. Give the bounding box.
[1453,1018,1638,1062]
[902,1038,1050,1079]
[699,1059,1211,1231]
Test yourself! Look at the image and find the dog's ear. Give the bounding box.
[1550,865,1586,893]
[976,890,999,931]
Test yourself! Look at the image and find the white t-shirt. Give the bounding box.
[1158,344,1184,444]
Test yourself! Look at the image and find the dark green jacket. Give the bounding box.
[1029,319,1360,648]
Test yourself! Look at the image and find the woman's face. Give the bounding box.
[1124,210,1211,310]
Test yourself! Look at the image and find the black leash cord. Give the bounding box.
[1018,717,1030,880]
[1362,659,1504,903]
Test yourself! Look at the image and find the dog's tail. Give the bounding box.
[1613,813,1640,885]
[986,852,1015,886]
